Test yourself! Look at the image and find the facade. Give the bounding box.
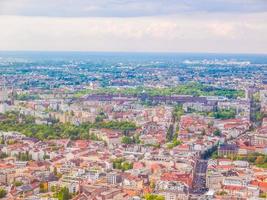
[107,172,122,185]
[218,144,238,157]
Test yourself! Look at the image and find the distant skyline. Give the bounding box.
[0,0,267,54]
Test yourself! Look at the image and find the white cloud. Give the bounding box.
[0,0,266,53]
[0,13,266,53]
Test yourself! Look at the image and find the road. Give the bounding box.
[190,159,208,197]
[189,129,251,200]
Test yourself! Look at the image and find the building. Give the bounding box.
[218,144,238,157]
[106,172,122,185]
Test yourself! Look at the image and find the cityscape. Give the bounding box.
[0,52,266,200]
[0,1,267,200]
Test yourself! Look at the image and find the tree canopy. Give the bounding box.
[0,112,137,141]
[74,83,244,99]
[0,188,7,199]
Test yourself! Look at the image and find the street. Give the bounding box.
[191,160,208,195]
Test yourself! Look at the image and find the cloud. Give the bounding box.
[0,13,266,53]
[0,0,266,53]
[0,0,267,17]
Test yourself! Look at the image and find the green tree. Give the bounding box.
[144,193,165,200]
[166,124,174,142]
[0,152,8,159]
[255,156,265,165]
[252,92,260,102]
[211,109,236,119]
[16,151,32,161]
[0,135,4,144]
[0,188,7,198]
[0,111,137,141]
[150,182,156,190]
[95,112,106,123]
[213,129,221,137]
[255,111,263,122]
[112,158,133,171]
[121,162,133,171]
[121,136,133,144]
[57,187,71,200]
[14,181,23,187]
[172,105,184,122]
[167,138,182,149]
[53,167,58,176]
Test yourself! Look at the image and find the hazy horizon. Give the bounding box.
[1,50,267,56]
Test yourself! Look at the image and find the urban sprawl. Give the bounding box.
[0,54,267,200]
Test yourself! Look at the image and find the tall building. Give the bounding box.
[0,84,8,102]
[0,83,10,113]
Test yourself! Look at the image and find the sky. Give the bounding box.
[0,0,267,54]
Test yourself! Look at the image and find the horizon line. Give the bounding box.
[0,50,267,56]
